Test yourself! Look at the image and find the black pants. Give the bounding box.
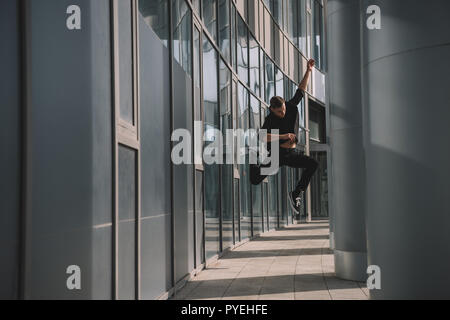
[250,148,319,198]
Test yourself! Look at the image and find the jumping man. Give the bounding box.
[250,59,319,215]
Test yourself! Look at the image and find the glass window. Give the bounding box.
[195,170,205,266]
[233,179,240,243]
[309,102,326,143]
[192,0,201,16]
[203,0,217,41]
[264,9,273,57]
[250,95,262,236]
[265,55,274,103]
[138,0,169,47]
[219,58,233,250]
[231,5,237,72]
[237,15,248,85]
[218,0,230,63]
[172,0,192,76]
[287,0,298,47]
[259,47,265,100]
[203,36,220,259]
[193,26,203,165]
[118,0,134,124]
[268,174,278,229]
[237,83,251,241]
[313,0,324,70]
[236,0,248,21]
[249,34,260,95]
[299,0,307,54]
[275,66,284,97]
[273,0,282,26]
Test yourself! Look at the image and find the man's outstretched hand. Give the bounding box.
[307,59,315,72]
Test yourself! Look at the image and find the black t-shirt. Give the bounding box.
[261,88,304,151]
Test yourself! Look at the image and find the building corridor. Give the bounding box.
[172,221,368,300]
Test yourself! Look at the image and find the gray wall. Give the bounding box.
[362,0,450,299]
[326,0,367,281]
[138,15,173,299]
[0,0,21,299]
[24,0,112,299]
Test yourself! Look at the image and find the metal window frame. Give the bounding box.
[111,0,141,300]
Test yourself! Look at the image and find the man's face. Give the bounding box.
[270,103,286,118]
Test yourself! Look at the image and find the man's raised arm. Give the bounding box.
[287,59,315,106]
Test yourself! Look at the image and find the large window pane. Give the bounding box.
[118,0,134,124]
[237,15,248,85]
[172,0,192,76]
[234,179,240,243]
[138,0,169,47]
[250,95,262,236]
[192,0,201,16]
[231,5,237,72]
[194,26,203,165]
[203,36,220,259]
[313,0,324,69]
[195,170,205,266]
[287,0,298,47]
[237,83,251,241]
[275,66,284,97]
[203,0,217,41]
[259,48,265,100]
[249,34,260,95]
[268,174,278,229]
[273,0,282,26]
[265,56,274,103]
[299,0,307,54]
[220,59,233,250]
[218,0,230,63]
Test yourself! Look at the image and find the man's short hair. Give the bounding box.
[270,96,285,109]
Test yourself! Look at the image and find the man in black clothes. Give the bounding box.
[250,59,318,215]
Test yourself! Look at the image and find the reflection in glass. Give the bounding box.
[273,0,282,26]
[203,0,217,41]
[275,67,284,97]
[172,0,192,76]
[250,95,262,236]
[287,0,298,47]
[313,0,324,69]
[249,34,260,95]
[195,170,205,266]
[118,0,134,124]
[299,0,307,54]
[265,56,274,103]
[220,59,233,250]
[237,83,251,241]
[234,179,240,243]
[231,5,237,72]
[203,36,220,259]
[138,0,169,47]
[218,0,230,63]
[237,15,248,85]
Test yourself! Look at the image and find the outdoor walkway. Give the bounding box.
[172,220,369,300]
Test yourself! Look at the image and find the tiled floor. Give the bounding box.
[171,220,369,300]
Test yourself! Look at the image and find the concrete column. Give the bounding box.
[361,0,450,299]
[326,0,367,281]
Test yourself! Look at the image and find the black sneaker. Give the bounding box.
[288,191,301,214]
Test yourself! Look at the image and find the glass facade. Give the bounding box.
[140,0,327,295]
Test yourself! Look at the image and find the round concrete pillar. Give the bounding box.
[326,0,368,281]
[361,0,450,299]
